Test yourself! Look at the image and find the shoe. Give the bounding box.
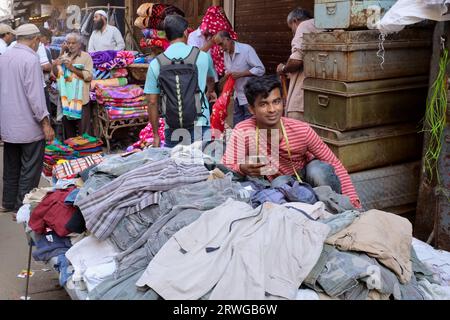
[0,206,13,213]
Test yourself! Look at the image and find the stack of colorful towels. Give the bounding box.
[89,50,136,100]
[44,139,79,177]
[43,134,104,178]
[65,134,103,156]
[95,84,148,120]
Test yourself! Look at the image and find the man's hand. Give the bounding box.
[54,58,63,66]
[63,60,73,71]
[239,163,266,177]
[276,63,285,75]
[226,71,243,80]
[42,123,55,143]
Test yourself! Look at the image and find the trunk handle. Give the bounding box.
[318,94,329,107]
[326,3,337,15]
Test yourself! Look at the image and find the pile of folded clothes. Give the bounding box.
[43,135,104,179]
[89,50,136,100]
[65,134,103,156]
[134,3,185,52]
[139,29,170,51]
[96,84,148,120]
[44,139,80,177]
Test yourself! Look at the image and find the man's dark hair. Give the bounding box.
[164,15,188,41]
[244,75,282,106]
[39,27,52,41]
[216,30,231,40]
[287,7,313,24]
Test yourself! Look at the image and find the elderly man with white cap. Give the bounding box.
[88,10,125,52]
[0,24,15,55]
[0,24,55,216]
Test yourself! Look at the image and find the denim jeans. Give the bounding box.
[164,126,211,148]
[108,204,162,252]
[233,98,252,126]
[301,160,342,194]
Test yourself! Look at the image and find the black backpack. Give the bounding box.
[156,47,206,129]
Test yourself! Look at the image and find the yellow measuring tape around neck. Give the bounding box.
[256,119,302,182]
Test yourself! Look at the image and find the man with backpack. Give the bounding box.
[144,15,217,148]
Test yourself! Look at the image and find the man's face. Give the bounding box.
[4,32,14,44]
[66,37,81,54]
[214,36,233,53]
[93,14,105,30]
[40,35,50,46]
[31,36,40,52]
[248,88,284,128]
[288,20,300,35]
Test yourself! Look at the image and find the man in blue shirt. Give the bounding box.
[144,15,217,148]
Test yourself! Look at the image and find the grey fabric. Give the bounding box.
[320,210,360,237]
[75,148,171,204]
[108,204,162,252]
[77,159,210,240]
[313,185,355,214]
[304,245,402,300]
[114,176,251,278]
[88,268,160,300]
[411,247,439,284]
[95,147,171,176]
[305,244,425,300]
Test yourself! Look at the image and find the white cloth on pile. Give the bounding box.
[412,238,450,286]
[377,0,450,34]
[136,199,330,300]
[417,278,450,300]
[66,236,119,291]
[296,289,320,300]
[282,201,334,220]
[16,204,31,224]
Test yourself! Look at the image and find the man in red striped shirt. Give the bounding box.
[222,75,361,208]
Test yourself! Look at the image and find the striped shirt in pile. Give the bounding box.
[76,159,210,240]
[222,117,360,207]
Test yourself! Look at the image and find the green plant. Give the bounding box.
[423,47,449,183]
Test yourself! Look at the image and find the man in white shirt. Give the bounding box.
[9,40,51,73]
[88,10,125,52]
[0,24,15,55]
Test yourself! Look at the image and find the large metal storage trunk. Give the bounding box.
[303,29,432,82]
[310,123,423,172]
[303,76,428,131]
[350,161,420,211]
[314,0,397,30]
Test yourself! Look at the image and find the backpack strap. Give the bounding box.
[156,52,173,67]
[183,46,201,65]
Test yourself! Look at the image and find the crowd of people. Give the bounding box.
[0,5,360,228]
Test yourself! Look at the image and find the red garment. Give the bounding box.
[140,37,170,50]
[147,4,185,29]
[211,77,235,138]
[200,6,237,76]
[29,187,77,237]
